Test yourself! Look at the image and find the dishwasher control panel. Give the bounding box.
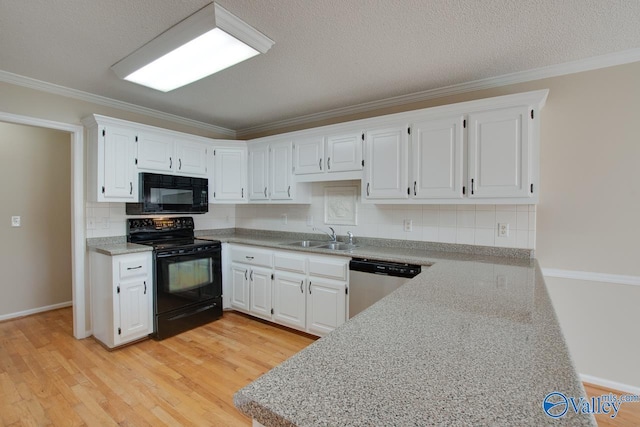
[349,258,422,278]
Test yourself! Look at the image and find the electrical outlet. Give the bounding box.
[281,214,288,225]
[11,216,21,227]
[403,219,413,232]
[497,223,510,237]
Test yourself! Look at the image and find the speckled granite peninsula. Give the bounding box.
[223,232,595,426]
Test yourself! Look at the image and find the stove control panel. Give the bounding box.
[128,217,195,232]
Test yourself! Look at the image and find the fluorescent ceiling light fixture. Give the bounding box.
[111,2,274,92]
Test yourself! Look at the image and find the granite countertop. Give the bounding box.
[86,237,152,256]
[213,231,594,426]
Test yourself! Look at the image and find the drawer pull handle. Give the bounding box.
[127,265,142,270]
[245,256,254,260]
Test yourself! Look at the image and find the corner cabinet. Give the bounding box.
[90,251,153,349]
[248,140,310,203]
[84,115,138,202]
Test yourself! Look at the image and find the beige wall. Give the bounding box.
[0,122,72,316]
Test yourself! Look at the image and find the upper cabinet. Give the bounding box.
[411,115,465,199]
[292,130,363,182]
[212,147,247,202]
[137,131,208,176]
[360,90,547,204]
[363,125,409,200]
[248,139,310,203]
[467,106,532,199]
[84,116,138,202]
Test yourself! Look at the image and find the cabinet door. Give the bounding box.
[468,106,531,198]
[364,126,408,199]
[249,267,272,320]
[306,278,346,336]
[175,139,207,176]
[102,125,137,200]
[272,272,306,330]
[117,278,151,344]
[326,131,363,172]
[213,147,247,201]
[293,136,324,175]
[137,131,174,172]
[248,144,269,200]
[411,116,465,199]
[270,141,294,200]
[230,263,250,312]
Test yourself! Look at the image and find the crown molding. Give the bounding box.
[236,48,640,137]
[0,70,236,137]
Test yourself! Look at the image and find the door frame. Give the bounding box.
[0,111,87,338]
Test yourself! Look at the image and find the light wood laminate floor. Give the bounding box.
[1,308,638,426]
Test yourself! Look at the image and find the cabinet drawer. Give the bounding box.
[230,245,273,267]
[308,256,348,281]
[274,251,307,274]
[118,256,149,279]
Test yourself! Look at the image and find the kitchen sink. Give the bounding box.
[317,242,359,251]
[283,240,327,248]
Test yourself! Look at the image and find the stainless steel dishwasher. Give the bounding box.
[349,258,422,318]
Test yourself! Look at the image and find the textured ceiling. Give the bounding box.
[1,0,640,134]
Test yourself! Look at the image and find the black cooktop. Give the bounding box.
[142,238,218,251]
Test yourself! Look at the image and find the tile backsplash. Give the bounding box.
[236,182,536,250]
[86,181,536,249]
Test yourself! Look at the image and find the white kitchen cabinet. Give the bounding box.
[174,139,208,176]
[326,131,363,173]
[306,278,347,337]
[136,130,174,172]
[138,132,208,176]
[228,245,348,337]
[248,143,269,200]
[84,116,138,202]
[272,272,307,330]
[213,147,247,202]
[363,125,409,200]
[468,106,532,199]
[292,131,363,181]
[248,266,273,320]
[90,251,153,348]
[411,116,465,199]
[270,140,294,200]
[230,262,250,313]
[248,140,307,203]
[293,135,324,175]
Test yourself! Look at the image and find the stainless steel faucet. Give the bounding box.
[347,231,354,245]
[313,226,336,242]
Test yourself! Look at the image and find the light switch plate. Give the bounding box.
[11,216,21,227]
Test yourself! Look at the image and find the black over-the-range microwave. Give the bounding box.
[126,173,209,215]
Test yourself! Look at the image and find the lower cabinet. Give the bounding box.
[90,251,153,348]
[229,244,349,337]
[306,278,347,336]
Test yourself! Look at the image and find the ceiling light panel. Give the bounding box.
[111,2,273,92]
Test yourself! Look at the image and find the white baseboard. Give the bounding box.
[581,374,640,395]
[542,268,640,287]
[0,301,72,322]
